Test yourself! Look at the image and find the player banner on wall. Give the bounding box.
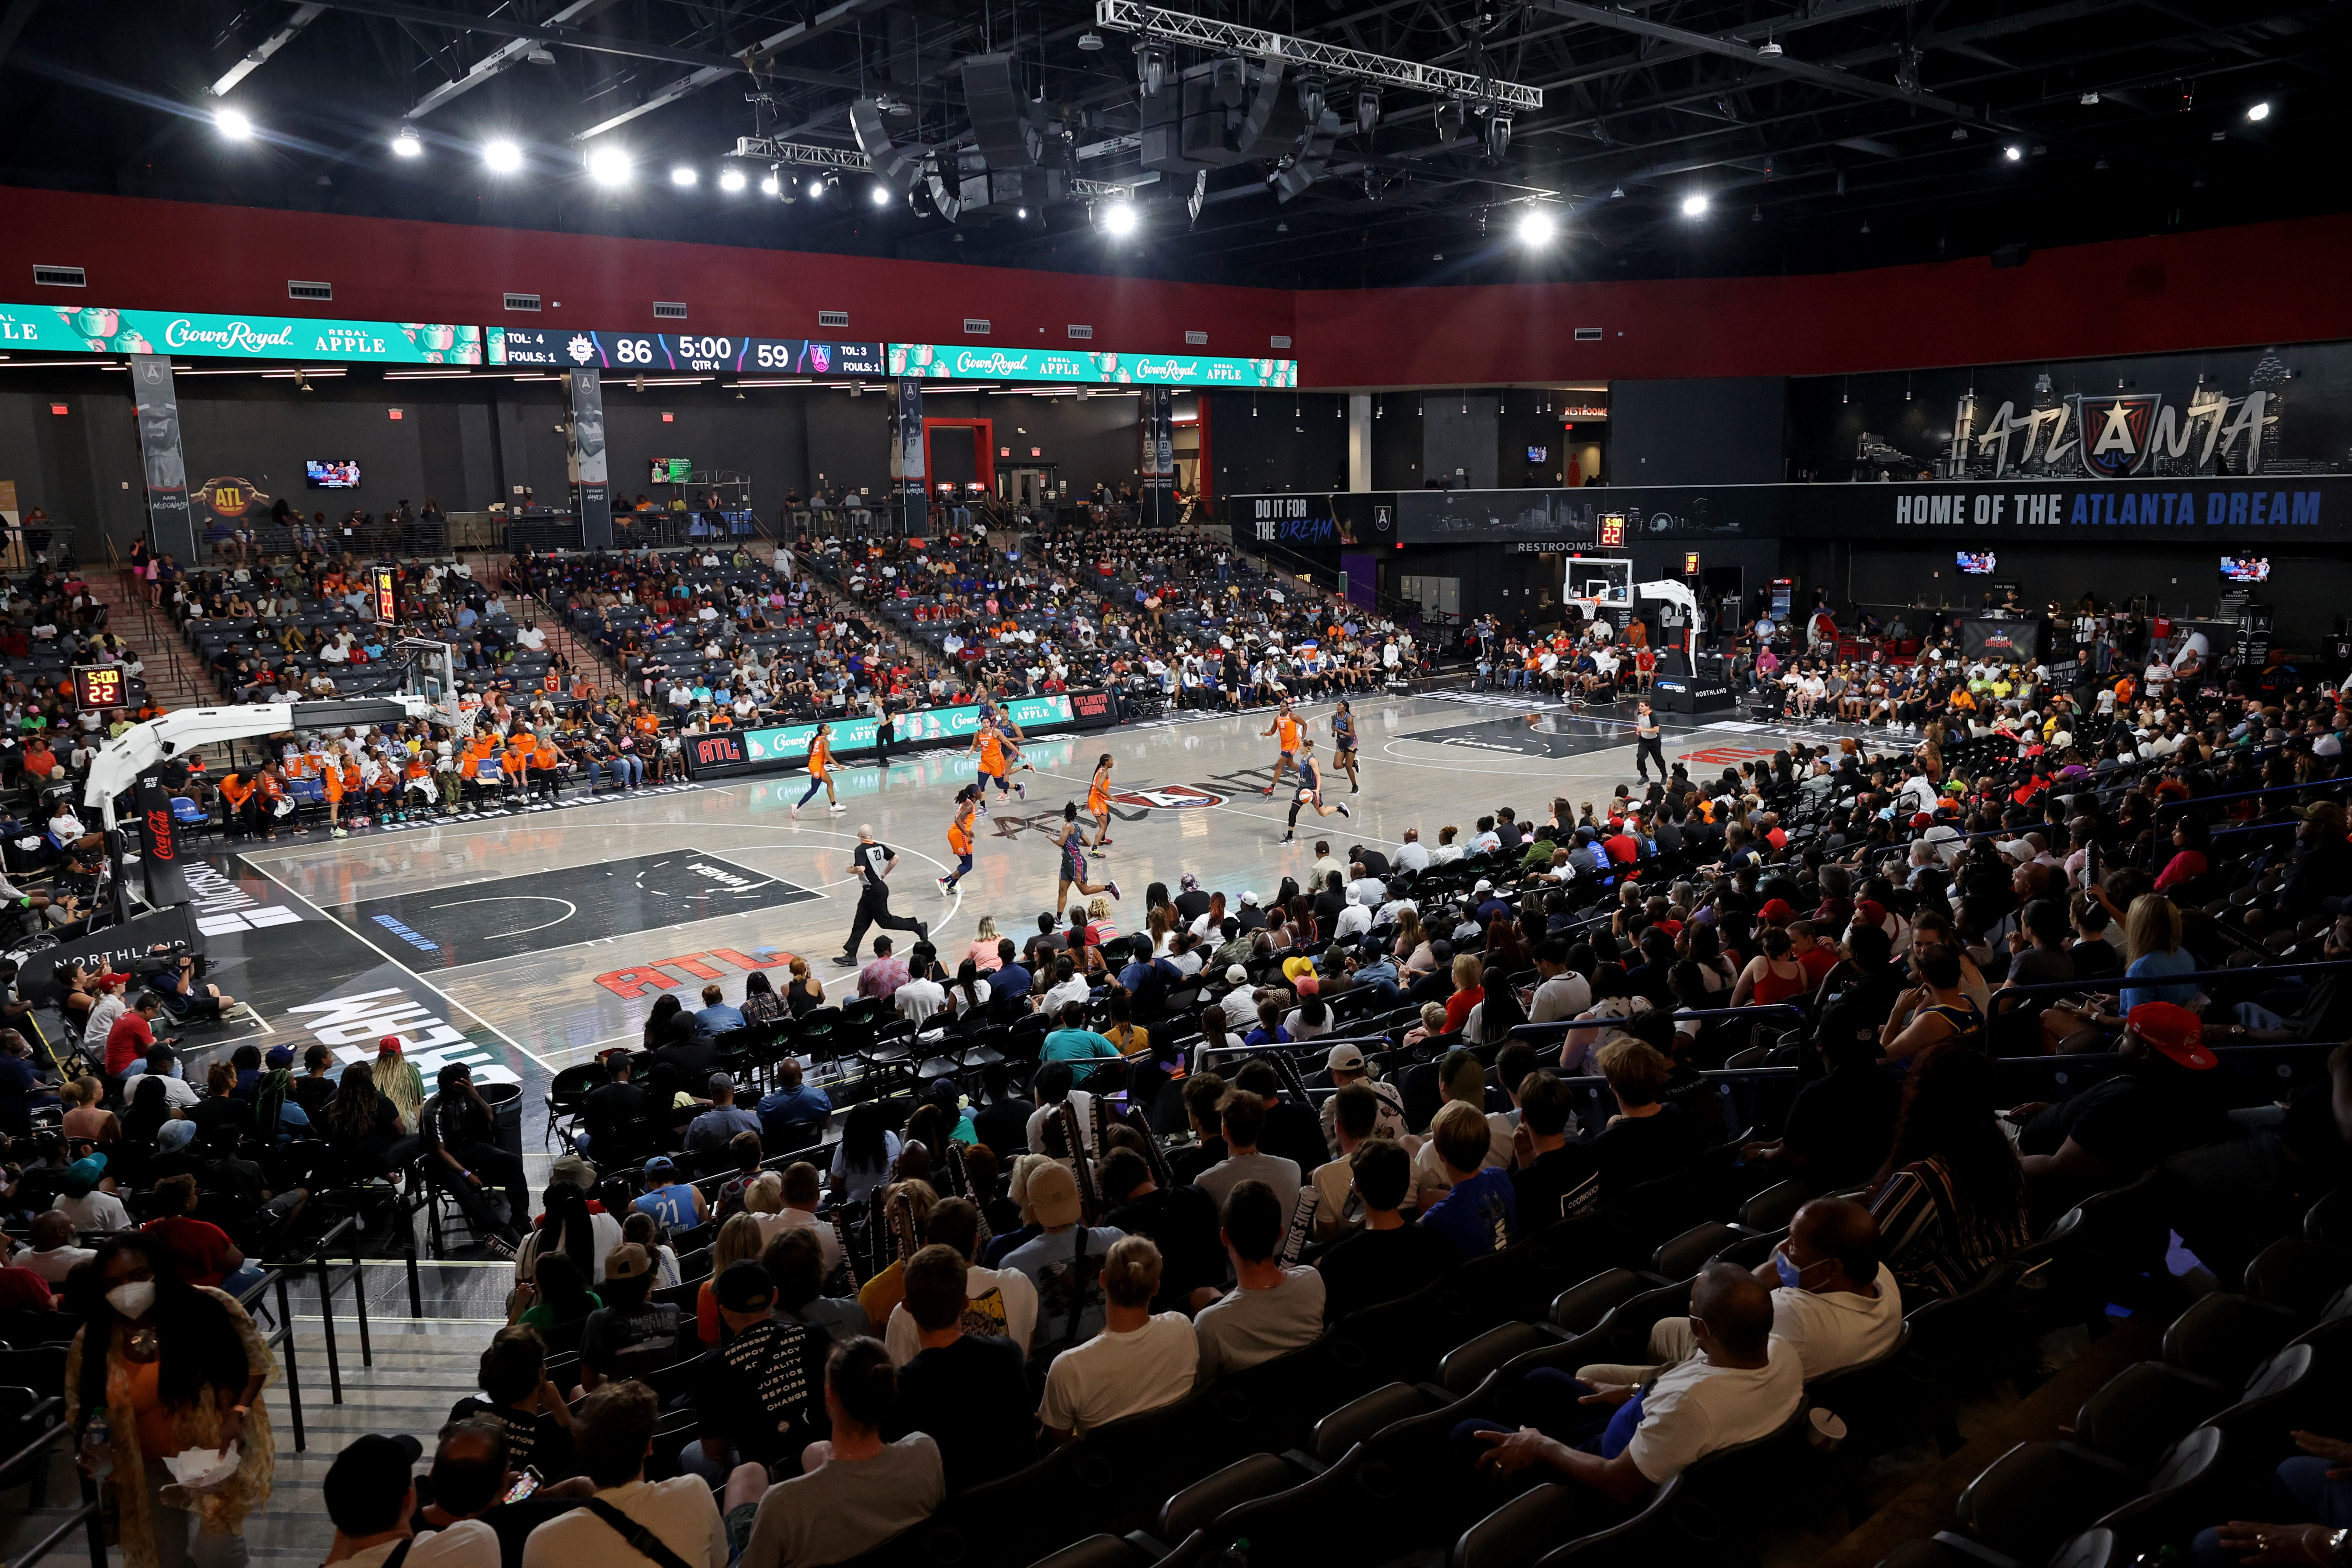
[566,367,612,548]
[128,354,196,560]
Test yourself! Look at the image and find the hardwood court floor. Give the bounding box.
[212,691,1850,1094]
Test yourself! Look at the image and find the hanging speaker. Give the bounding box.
[849,99,923,189]
[961,54,1042,170]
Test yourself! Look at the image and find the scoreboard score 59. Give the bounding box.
[73,665,127,710]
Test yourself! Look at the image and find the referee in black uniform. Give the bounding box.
[1634,701,1668,781]
[837,823,927,965]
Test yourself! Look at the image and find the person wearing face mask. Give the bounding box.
[1575,1197,1902,1387]
[65,1233,279,1568]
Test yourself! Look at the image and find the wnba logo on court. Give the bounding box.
[1113,786,1223,809]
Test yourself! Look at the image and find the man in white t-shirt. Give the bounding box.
[523,1382,727,1568]
[323,1431,503,1568]
[1460,1261,1801,1500]
[1581,1197,1900,1385]
[1392,829,1431,874]
[1191,1179,1325,1377]
[1529,941,1593,1024]
[881,1201,1038,1364]
[1039,1235,1198,1442]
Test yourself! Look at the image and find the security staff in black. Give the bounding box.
[1634,701,1668,781]
[836,823,927,966]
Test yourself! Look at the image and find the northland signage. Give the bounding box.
[0,304,479,362]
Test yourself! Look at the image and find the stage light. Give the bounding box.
[392,127,422,158]
[869,181,891,207]
[2003,144,2023,161]
[215,108,254,140]
[1680,193,1708,217]
[1516,208,1555,246]
[2247,101,2271,121]
[671,165,698,187]
[587,145,631,185]
[719,167,746,192]
[759,173,780,195]
[1103,201,1139,236]
[484,139,523,173]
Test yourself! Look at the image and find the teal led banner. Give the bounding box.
[0,304,482,363]
[738,693,1077,767]
[886,343,1297,388]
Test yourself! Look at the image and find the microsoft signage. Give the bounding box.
[887,343,1297,388]
[0,304,480,363]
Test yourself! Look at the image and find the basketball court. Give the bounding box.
[173,689,1841,1153]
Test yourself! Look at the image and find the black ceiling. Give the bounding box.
[0,0,2340,290]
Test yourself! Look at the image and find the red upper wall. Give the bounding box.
[1295,213,2352,385]
[4,186,2347,386]
[0,186,1297,360]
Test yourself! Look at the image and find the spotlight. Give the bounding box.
[1757,38,1782,56]
[587,145,631,185]
[2079,91,2100,105]
[2247,101,2271,121]
[392,126,422,158]
[1516,208,1555,246]
[1078,30,1104,49]
[215,108,254,140]
[719,167,746,192]
[869,181,891,207]
[1016,207,1029,219]
[1103,201,1138,236]
[1356,87,1382,136]
[1680,192,1708,217]
[759,172,780,195]
[484,139,523,173]
[2003,144,2023,161]
[671,165,698,187]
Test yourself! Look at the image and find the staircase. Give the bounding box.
[479,549,634,697]
[87,566,219,708]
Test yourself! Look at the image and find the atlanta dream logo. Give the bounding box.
[1113,785,1225,809]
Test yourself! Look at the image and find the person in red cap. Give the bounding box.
[2009,1000,2229,1206]
[375,1034,425,1132]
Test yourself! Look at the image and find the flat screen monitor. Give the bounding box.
[1956,550,1998,576]
[306,460,361,489]
[1526,445,1548,463]
[2220,553,2272,584]
[649,457,690,484]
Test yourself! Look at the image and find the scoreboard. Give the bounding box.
[73,665,126,710]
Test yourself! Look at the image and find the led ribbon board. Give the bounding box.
[888,343,1297,388]
[488,328,886,375]
[0,304,479,362]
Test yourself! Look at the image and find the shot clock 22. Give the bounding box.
[73,665,126,711]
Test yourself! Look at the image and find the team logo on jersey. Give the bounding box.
[1112,785,1224,809]
[2070,393,2163,478]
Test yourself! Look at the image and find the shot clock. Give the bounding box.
[73,665,126,710]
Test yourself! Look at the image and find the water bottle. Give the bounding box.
[83,1411,113,1483]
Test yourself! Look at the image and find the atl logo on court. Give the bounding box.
[1112,786,1224,809]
